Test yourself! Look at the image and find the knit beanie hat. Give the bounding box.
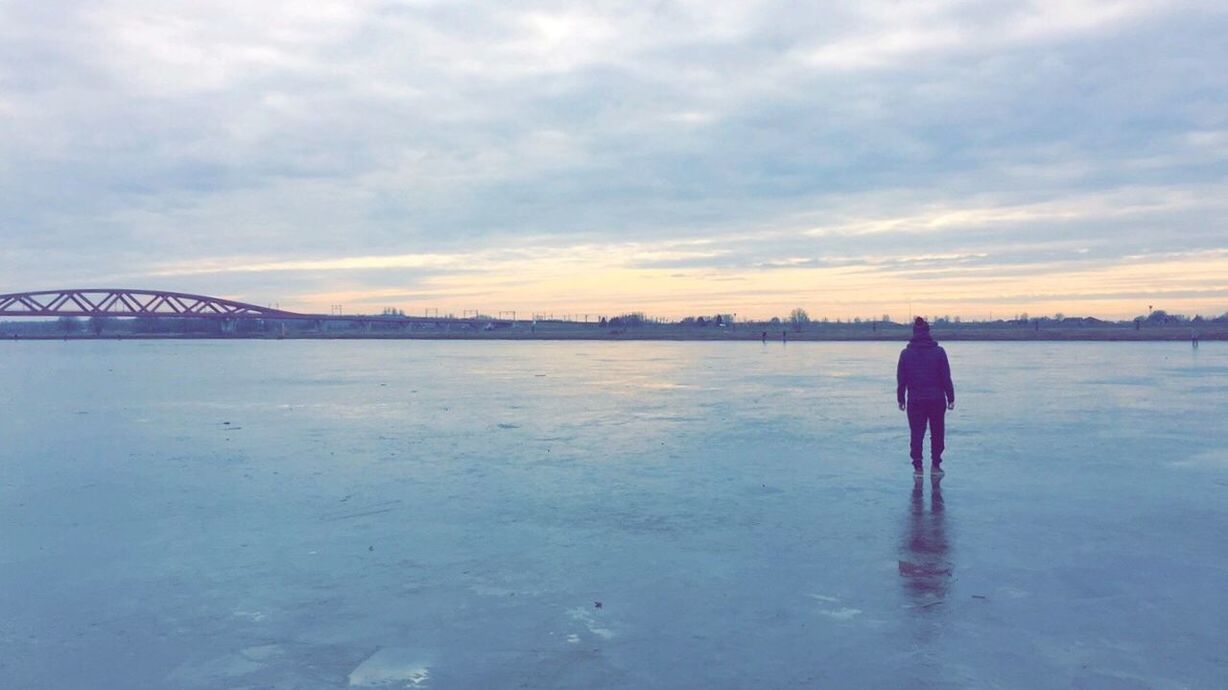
[913,317,930,335]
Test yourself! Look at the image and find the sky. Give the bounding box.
[1,0,1226,321]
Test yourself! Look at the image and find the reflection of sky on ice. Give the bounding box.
[0,340,1225,688]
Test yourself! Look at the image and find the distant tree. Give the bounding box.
[696,316,707,327]
[789,308,810,330]
[133,316,159,333]
[58,316,81,334]
[882,314,891,323]
[599,316,608,327]
[1146,309,1170,325]
[88,315,114,335]
[714,314,724,327]
[612,312,646,327]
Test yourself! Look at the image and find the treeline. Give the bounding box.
[1131,309,1222,325]
[659,308,1228,329]
[4,308,1226,337]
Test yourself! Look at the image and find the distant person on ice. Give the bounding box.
[897,317,955,476]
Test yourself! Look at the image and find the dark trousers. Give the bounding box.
[907,400,946,462]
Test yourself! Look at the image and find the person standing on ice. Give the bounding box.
[897,317,955,476]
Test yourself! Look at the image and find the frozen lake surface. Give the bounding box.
[1,340,1225,689]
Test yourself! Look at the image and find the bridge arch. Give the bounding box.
[0,289,303,319]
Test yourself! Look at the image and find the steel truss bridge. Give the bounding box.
[0,289,480,327]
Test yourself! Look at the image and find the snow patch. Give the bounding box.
[349,648,430,688]
[818,607,862,620]
[807,593,859,619]
[567,606,616,640]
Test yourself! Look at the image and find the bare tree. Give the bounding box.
[789,308,811,331]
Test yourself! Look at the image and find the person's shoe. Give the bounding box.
[912,461,924,477]
[931,461,944,477]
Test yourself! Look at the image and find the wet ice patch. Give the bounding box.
[1170,448,1228,468]
[239,644,283,661]
[898,560,953,577]
[172,652,264,683]
[470,584,517,597]
[639,381,688,389]
[349,648,430,688]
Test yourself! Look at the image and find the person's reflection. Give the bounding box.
[899,475,952,608]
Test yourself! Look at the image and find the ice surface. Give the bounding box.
[1,340,1225,688]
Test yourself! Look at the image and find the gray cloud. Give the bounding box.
[0,0,1225,315]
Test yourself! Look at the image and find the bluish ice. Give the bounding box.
[1,340,1225,689]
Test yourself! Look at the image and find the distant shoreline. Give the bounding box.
[4,328,1221,343]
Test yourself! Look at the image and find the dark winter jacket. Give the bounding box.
[896,335,955,406]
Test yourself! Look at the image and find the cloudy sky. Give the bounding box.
[2,0,1225,320]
